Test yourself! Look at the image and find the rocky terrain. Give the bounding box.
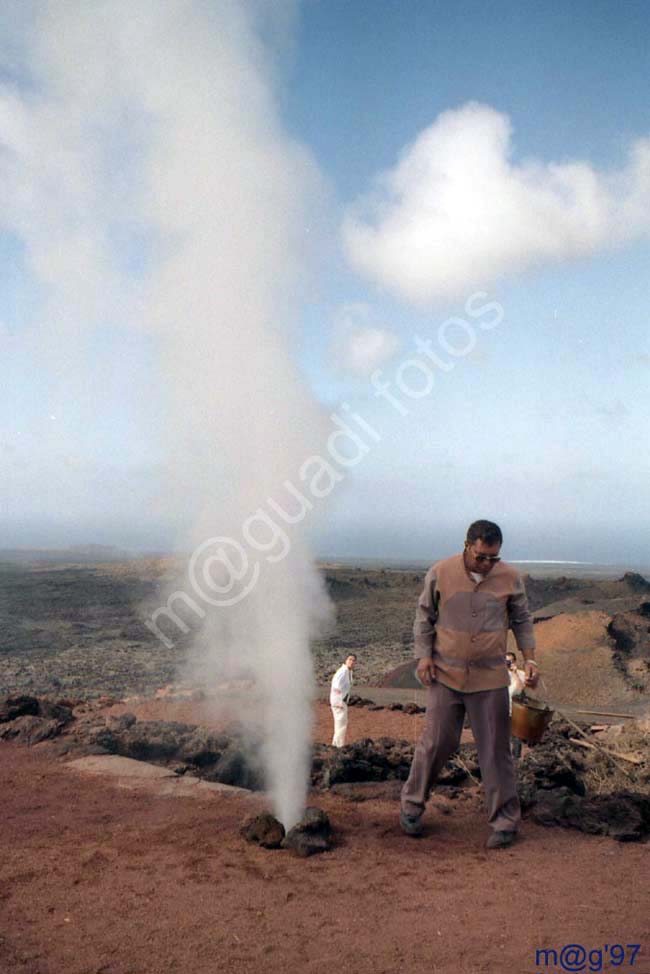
[2,552,650,974]
[2,691,650,842]
[1,558,650,709]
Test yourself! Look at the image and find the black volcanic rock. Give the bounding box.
[0,714,66,744]
[106,712,137,734]
[608,615,637,652]
[176,727,230,767]
[597,792,650,842]
[282,807,332,857]
[0,695,73,743]
[310,737,478,789]
[621,572,650,592]
[607,607,650,690]
[517,728,586,796]
[38,700,73,724]
[208,746,265,791]
[347,695,376,708]
[311,738,413,788]
[531,787,650,842]
[240,812,285,849]
[115,720,200,762]
[403,702,425,715]
[0,695,40,722]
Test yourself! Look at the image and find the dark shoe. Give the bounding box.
[400,809,424,836]
[486,830,517,849]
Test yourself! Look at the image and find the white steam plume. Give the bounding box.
[342,102,650,304]
[330,303,401,377]
[0,0,331,828]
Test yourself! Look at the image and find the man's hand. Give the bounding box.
[416,658,436,687]
[524,660,540,688]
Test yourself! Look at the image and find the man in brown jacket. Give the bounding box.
[400,520,539,848]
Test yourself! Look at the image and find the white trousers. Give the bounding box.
[331,703,348,747]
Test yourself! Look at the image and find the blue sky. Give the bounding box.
[291,0,650,563]
[288,0,650,186]
[1,1,649,564]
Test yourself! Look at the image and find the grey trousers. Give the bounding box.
[401,681,521,833]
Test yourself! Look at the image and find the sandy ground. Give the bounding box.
[2,705,649,974]
[527,611,636,708]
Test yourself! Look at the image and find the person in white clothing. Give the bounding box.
[506,651,526,758]
[505,651,526,712]
[330,654,357,747]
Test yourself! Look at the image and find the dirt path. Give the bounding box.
[2,741,648,974]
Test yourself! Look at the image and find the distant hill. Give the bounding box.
[0,545,132,565]
[526,571,650,617]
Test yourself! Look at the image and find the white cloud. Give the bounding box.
[342,102,650,304]
[330,303,400,376]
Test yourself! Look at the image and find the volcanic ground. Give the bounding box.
[1,556,650,973]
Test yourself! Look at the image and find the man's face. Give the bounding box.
[464,538,502,576]
[345,655,357,669]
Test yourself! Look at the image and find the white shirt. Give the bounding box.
[508,667,526,697]
[508,667,526,714]
[330,663,353,707]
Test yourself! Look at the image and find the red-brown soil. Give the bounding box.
[107,697,428,746]
[521,611,635,708]
[2,706,649,974]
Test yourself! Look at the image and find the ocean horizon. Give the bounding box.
[319,556,650,579]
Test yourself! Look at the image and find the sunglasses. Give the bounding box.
[466,544,501,564]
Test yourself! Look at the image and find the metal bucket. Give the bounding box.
[511,698,554,744]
